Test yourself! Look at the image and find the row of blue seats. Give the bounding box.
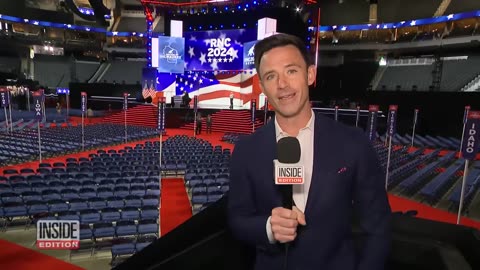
[187,178,229,189]
[74,219,159,241]
[398,152,456,194]
[191,184,229,194]
[420,159,466,203]
[2,169,171,179]
[110,236,157,264]
[1,192,159,206]
[386,148,415,172]
[2,206,159,227]
[0,124,158,165]
[449,168,480,208]
[185,171,229,180]
[388,149,439,188]
[1,174,160,183]
[383,133,459,150]
[1,186,160,201]
[191,191,225,205]
[76,219,158,241]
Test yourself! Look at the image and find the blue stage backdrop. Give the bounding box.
[184,29,257,71]
[158,36,185,73]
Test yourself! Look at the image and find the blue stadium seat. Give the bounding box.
[115,220,137,237]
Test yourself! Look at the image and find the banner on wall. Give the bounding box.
[157,36,185,73]
[184,29,256,71]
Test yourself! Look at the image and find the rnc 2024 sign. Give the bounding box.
[184,29,256,71]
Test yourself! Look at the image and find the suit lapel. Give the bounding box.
[258,120,283,205]
[304,114,333,215]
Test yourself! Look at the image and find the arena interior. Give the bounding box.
[1,0,480,269]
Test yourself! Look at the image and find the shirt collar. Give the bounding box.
[275,110,315,139]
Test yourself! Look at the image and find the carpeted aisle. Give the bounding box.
[160,178,193,236]
[0,240,83,270]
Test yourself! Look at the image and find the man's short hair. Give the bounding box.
[254,33,313,76]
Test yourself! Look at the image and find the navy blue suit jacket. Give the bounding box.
[227,113,392,270]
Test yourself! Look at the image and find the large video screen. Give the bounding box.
[184,29,256,71]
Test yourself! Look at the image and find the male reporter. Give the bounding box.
[227,33,392,270]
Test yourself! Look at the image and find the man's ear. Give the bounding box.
[307,65,316,86]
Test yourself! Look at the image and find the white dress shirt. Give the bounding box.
[266,111,315,242]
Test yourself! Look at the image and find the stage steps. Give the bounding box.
[180,109,265,134]
[102,104,157,128]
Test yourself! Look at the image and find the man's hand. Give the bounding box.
[270,206,306,243]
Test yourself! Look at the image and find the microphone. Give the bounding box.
[274,137,303,270]
[274,137,303,210]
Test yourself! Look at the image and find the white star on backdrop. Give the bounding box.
[230,48,239,60]
[199,52,206,65]
[189,35,197,41]
[188,46,195,58]
[210,60,219,70]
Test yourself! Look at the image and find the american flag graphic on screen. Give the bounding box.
[154,70,261,108]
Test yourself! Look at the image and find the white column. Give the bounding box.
[257,18,277,40]
[170,20,183,38]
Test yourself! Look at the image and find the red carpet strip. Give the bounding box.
[160,178,192,235]
[0,239,83,270]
